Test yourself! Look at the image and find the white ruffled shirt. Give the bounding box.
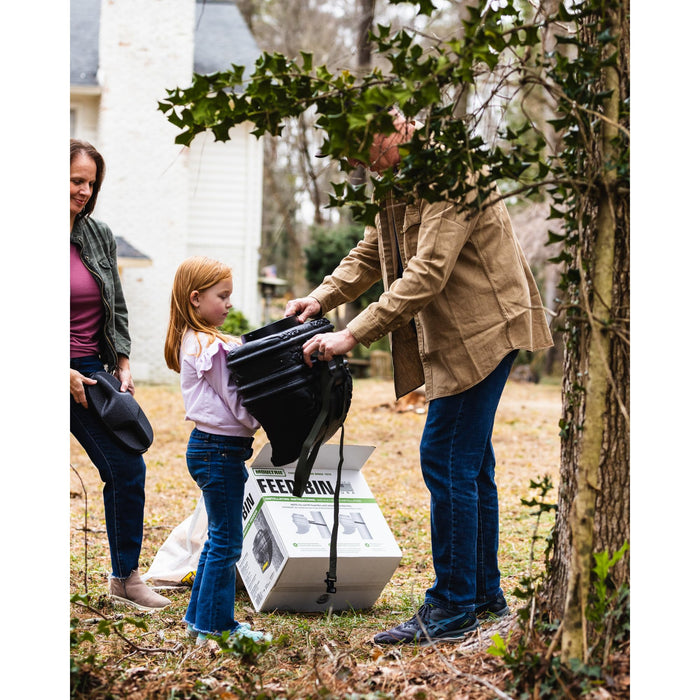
[180,329,260,437]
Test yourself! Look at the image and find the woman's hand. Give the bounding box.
[302,328,358,367]
[70,368,97,408]
[115,358,136,395]
[285,296,321,323]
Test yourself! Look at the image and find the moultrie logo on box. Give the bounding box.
[253,468,286,477]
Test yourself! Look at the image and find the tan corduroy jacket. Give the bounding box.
[310,192,554,400]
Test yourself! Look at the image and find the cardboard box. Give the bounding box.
[237,443,402,612]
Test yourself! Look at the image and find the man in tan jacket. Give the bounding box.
[286,112,553,645]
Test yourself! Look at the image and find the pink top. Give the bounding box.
[70,243,103,358]
[180,329,260,437]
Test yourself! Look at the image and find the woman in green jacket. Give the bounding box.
[70,139,169,610]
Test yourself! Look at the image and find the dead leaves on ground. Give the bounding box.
[70,378,629,699]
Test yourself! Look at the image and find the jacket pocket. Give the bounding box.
[98,256,116,270]
[403,203,421,231]
[402,204,421,258]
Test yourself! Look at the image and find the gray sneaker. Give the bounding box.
[374,603,479,646]
[475,593,510,618]
[108,570,170,611]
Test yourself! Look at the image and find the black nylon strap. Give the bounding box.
[324,423,345,594]
[292,358,348,594]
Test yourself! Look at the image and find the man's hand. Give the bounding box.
[285,296,322,323]
[302,328,358,367]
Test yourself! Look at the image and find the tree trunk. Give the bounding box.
[297,111,326,226]
[348,0,375,189]
[357,0,374,70]
[262,137,305,297]
[234,0,256,32]
[543,1,630,662]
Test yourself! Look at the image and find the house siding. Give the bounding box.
[187,129,263,326]
[70,0,263,383]
[70,94,100,144]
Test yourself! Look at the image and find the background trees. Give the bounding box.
[229,0,467,298]
[160,0,629,679]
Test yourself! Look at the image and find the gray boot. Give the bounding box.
[108,570,170,611]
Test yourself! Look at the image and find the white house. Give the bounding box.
[70,0,264,383]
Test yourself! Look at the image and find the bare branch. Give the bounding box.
[70,463,89,593]
[72,599,182,655]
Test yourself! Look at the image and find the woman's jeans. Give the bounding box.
[420,350,518,613]
[184,428,253,636]
[70,355,146,578]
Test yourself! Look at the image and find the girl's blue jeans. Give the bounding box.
[184,428,253,636]
[70,355,146,578]
[420,350,518,612]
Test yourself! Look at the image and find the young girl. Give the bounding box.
[164,256,267,645]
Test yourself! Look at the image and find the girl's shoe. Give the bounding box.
[186,623,198,639]
[231,622,270,642]
[195,622,269,646]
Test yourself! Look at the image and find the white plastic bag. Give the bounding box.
[143,495,207,587]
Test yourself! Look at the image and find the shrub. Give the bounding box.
[220,308,251,336]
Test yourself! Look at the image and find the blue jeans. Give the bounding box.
[70,355,146,578]
[420,350,517,613]
[184,428,253,636]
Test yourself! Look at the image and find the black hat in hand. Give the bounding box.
[85,371,154,454]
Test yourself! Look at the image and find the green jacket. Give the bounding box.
[311,192,553,401]
[70,216,131,371]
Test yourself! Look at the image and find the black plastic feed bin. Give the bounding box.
[226,317,353,489]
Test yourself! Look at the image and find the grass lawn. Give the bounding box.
[70,376,561,698]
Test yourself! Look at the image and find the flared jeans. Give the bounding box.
[70,355,146,578]
[420,350,517,612]
[184,428,253,636]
